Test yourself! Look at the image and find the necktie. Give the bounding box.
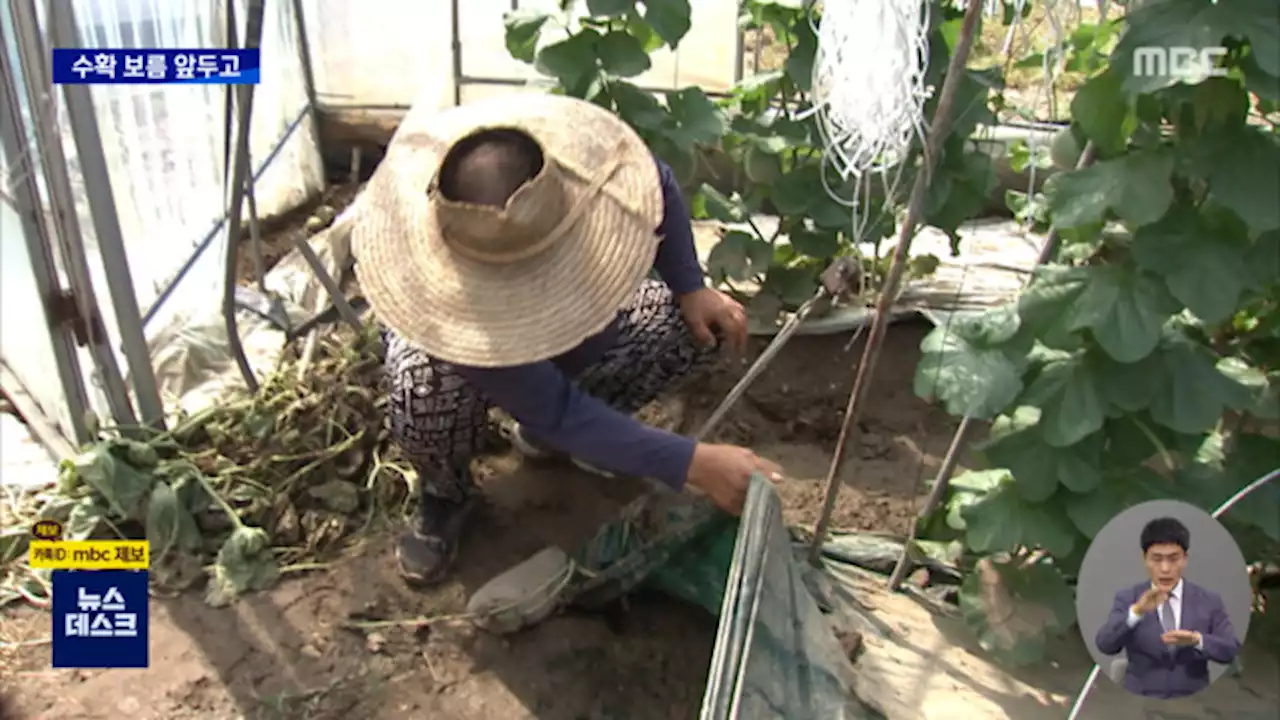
[1160,597,1176,631]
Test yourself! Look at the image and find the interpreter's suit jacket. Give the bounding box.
[1094,580,1240,699]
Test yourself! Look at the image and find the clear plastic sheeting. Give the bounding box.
[37,0,325,331]
[1,3,78,445]
[301,0,743,111]
[1,0,324,446]
[0,138,77,446]
[701,477,873,720]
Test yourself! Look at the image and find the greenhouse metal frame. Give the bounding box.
[0,0,747,462]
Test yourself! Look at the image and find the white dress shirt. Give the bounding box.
[1126,579,1203,650]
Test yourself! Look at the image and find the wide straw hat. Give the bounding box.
[353,93,664,368]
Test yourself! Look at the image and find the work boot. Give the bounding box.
[395,487,475,586]
[508,422,616,478]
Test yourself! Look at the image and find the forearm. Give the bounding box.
[1095,616,1135,655]
[539,404,696,490]
[1198,610,1242,663]
[1095,600,1140,655]
[1198,633,1239,663]
[456,361,695,491]
[652,157,705,296]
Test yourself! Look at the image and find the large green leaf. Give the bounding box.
[1095,351,1161,413]
[1245,230,1280,289]
[535,31,601,88]
[961,481,1078,558]
[959,556,1076,668]
[1017,266,1090,350]
[1045,151,1174,229]
[1100,413,1194,471]
[982,407,1105,500]
[642,0,692,49]
[788,228,840,259]
[925,149,999,248]
[784,10,819,91]
[61,444,155,520]
[1131,206,1250,324]
[1069,69,1135,156]
[932,69,1000,142]
[66,496,107,541]
[0,528,28,566]
[666,87,727,148]
[596,31,651,77]
[706,230,772,283]
[1196,126,1280,233]
[1063,466,1170,538]
[914,305,1029,420]
[626,13,665,53]
[1069,264,1180,363]
[1186,77,1251,133]
[1147,335,1255,434]
[205,526,280,608]
[608,80,666,130]
[1019,351,1106,448]
[945,469,1010,532]
[145,481,182,560]
[771,164,822,215]
[503,9,551,63]
[1217,358,1280,420]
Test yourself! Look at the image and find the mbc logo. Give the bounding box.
[1133,46,1229,79]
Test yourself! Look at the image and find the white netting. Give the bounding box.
[810,0,932,187]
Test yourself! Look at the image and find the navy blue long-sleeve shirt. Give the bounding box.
[453,157,705,490]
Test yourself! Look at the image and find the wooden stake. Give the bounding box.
[807,0,989,565]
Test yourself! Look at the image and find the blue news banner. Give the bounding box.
[51,570,149,668]
[51,48,259,85]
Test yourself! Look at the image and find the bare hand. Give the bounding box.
[685,443,782,516]
[679,288,749,355]
[1161,630,1201,647]
[1132,586,1166,616]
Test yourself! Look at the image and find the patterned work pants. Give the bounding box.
[383,279,719,502]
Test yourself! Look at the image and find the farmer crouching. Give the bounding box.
[353,94,784,586]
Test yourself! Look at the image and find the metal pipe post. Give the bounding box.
[9,0,139,430]
[450,0,463,106]
[807,0,987,564]
[0,23,93,448]
[49,2,167,429]
[221,0,269,392]
[289,0,326,165]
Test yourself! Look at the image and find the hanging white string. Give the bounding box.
[802,0,933,305]
[808,0,932,188]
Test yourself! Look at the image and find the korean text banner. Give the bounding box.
[52,570,149,669]
[51,48,260,85]
[28,540,149,570]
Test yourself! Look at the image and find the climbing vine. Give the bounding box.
[913,0,1280,665]
[503,0,1003,322]
[507,0,1278,667]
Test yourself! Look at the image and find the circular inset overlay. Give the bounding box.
[1076,499,1252,700]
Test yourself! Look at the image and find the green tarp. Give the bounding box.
[565,476,872,719]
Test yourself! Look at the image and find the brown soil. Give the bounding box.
[233,183,362,287]
[683,322,973,533]
[0,321,969,719]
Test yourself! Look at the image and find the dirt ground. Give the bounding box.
[233,182,362,287]
[0,321,971,720]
